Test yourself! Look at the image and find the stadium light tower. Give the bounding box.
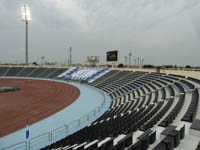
[21,4,31,65]
[128,52,132,67]
[41,56,45,66]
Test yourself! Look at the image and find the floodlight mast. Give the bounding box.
[128,52,132,67]
[21,4,31,65]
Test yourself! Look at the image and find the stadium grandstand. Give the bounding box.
[1,1,200,150]
[0,66,200,150]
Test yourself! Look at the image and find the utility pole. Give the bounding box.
[125,56,128,66]
[41,56,45,66]
[137,57,140,67]
[134,59,136,66]
[69,46,72,66]
[68,46,72,66]
[141,59,144,67]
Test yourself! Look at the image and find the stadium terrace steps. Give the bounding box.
[37,68,58,78]
[89,70,120,86]
[28,67,49,77]
[18,67,37,77]
[181,89,199,122]
[0,67,68,79]
[4,67,24,76]
[0,67,10,76]
[48,68,67,78]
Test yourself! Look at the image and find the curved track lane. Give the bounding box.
[0,78,80,137]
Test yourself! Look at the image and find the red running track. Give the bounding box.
[0,78,80,137]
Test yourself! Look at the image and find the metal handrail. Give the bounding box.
[0,141,27,150]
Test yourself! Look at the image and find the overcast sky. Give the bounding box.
[0,0,200,66]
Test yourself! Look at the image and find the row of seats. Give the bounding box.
[96,71,143,89]
[153,124,185,150]
[139,101,164,131]
[41,102,158,149]
[188,77,200,85]
[0,67,67,78]
[159,94,185,127]
[141,97,173,131]
[108,73,165,100]
[89,70,119,86]
[127,130,156,150]
[41,129,156,150]
[181,89,199,122]
[41,94,165,149]
[196,142,200,150]
[93,72,186,130]
[42,123,186,150]
[98,83,160,122]
[180,79,195,90]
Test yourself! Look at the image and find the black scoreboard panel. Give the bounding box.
[107,51,118,61]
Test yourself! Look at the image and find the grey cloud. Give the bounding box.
[0,0,200,66]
